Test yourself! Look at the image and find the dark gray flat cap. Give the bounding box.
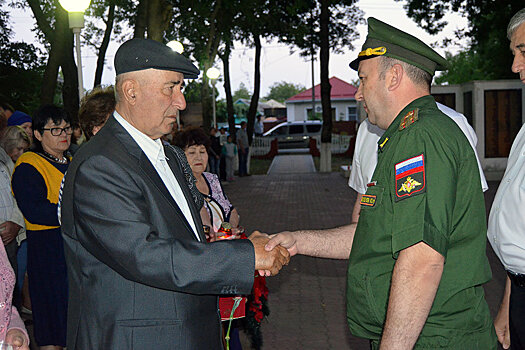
[114,38,200,79]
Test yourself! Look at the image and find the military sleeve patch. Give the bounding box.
[394,154,426,202]
[360,194,377,207]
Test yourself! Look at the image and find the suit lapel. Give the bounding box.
[107,116,200,241]
[164,146,206,242]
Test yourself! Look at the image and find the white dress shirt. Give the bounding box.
[488,123,525,274]
[348,102,489,194]
[114,112,200,241]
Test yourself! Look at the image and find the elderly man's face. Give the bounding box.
[132,69,186,139]
[511,22,525,83]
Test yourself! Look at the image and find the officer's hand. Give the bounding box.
[265,232,298,257]
[494,303,511,349]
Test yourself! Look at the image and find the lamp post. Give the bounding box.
[59,0,91,101]
[206,67,220,128]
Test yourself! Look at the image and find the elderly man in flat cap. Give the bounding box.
[266,18,496,349]
[60,38,289,350]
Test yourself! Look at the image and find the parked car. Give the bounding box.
[262,120,322,148]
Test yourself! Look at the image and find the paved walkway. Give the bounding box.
[267,154,316,175]
[223,174,506,349]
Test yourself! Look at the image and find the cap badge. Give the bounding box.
[358,46,387,57]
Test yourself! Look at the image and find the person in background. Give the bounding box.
[7,111,32,141]
[223,135,237,182]
[12,104,71,350]
[0,234,30,349]
[0,102,14,121]
[175,127,240,232]
[219,127,228,181]
[490,8,525,350]
[236,121,249,177]
[254,115,264,137]
[0,126,28,306]
[78,86,115,141]
[208,127,221,176]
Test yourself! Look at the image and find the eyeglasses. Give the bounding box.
[41,126,73,136]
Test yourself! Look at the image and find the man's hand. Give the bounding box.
[265,232,298,256]
[249,231,290,276]
[494,276,511,349]
[5,328,29,350]
[0,221,21,245]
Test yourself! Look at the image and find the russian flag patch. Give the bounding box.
[395,154,425,201]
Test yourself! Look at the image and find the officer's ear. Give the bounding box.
[121,79,139,105]
[387,64,404,91]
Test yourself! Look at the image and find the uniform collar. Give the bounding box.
[377,95,436,152]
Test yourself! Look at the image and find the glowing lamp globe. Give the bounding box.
[167,41,184,54]
[58,0,91,12]
[206,67,220,80]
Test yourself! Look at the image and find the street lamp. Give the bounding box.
[167,40,184,54]
[206,67,220,128]
[58,0,91,101]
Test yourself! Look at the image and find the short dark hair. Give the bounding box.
[32,104,71,150]
[378,56,432,89]
[79,86,115,140]
[173,127,211,150]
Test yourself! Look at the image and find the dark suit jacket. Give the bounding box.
[61,116,255,350]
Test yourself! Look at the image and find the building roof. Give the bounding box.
[264,99,286,109]
[286,76,357,103]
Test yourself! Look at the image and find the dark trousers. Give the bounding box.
[209,156,220,176]
[238,147,249,176]
[510,278,525,349]
[219,154,227,180]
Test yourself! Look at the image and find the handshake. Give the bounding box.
[248,231,297,276]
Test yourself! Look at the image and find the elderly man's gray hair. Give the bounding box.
[508,8,525,40]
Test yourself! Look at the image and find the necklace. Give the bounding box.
[40,151,68,164]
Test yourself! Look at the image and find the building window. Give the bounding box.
[347,106,358,121]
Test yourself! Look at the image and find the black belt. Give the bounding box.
[507,271,525,288]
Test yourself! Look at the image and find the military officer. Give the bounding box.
[266,17,497,349]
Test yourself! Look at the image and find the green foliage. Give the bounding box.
[232,82,251,101]
[183,79,219,104]
[0,2,46,112]
[434,51,487,84]
[276,0,365,56]
[399,0,521,81]
[264,81,304,102]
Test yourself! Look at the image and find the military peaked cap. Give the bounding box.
[349,18,448,75]
[114,38,200,79]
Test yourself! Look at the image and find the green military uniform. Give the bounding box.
[346,96,496,348]
[347,18,497,349]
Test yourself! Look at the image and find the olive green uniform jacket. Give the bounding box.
[347,96,496,349]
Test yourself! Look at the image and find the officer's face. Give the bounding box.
[356,57,389,129]
[510,22,525,83]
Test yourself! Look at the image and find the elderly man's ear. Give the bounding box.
[122,80,137,104]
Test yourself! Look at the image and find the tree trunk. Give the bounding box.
[201,68,212,131]
[246,33,261,146]
[134,0,148,39]
[147,0,173,41]
[221,42,236,138]
[27,0,60,105]
[319,0,332,172]
[94,3,115,87]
